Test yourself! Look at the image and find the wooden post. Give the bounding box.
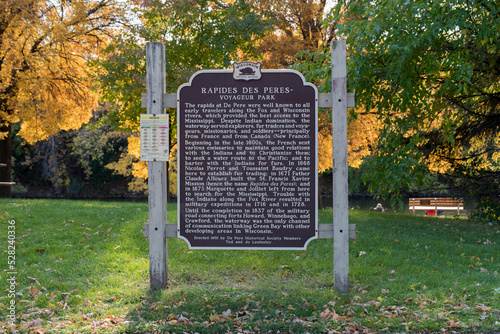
[146,42,168,289]
[331,40,349,293]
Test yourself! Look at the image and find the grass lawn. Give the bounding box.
[0,199,499,333]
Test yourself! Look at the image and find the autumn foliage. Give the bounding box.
[0,0,129,196]
[0,0,126,142]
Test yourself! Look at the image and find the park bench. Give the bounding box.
[0,163,16,186]
[409,197,464,216]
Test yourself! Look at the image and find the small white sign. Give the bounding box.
[233,61,262,81]
[140,114,169,161]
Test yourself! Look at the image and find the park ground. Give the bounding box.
[0,199,499,333]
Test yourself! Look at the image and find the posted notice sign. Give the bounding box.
[178,63,318,249]
[140,114,170,161]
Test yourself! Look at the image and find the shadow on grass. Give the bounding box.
[123,272,340,333]
[2,200,499,333]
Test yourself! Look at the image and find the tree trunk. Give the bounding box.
[0,124,12,198]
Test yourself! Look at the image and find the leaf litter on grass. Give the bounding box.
[1,200,499,333]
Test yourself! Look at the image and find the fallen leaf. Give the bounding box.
[320,308,340,321]
[178,315,190,324]
[26,318,43,328]
[30,288,40,298]
[476,304,492,312]
[320,309,331,320]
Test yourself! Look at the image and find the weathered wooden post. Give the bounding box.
[331,40,350,293]
[146,42,168,289]
[142,41,353,291]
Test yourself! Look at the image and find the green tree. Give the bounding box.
[94,0,272,132]
[325,0,499,212]
[93,0,272,192]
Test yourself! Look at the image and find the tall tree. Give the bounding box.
[94,0,272,192]
[95,0,271,132]
[326,0,500,211]
[248,0,333,68]
[0,0,127,197]
[248,0,381,176]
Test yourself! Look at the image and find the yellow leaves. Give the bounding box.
[128,177,149,193]
[1,0,127,142]
[106,152,134,177]
[127,135,141,157]
[426,153,453,174]
[317,113,333,173]
[128,136,148,179]
[347,112,381,168]
[317,110,381,173]
[16,61,97,143]
[106,133,179,194]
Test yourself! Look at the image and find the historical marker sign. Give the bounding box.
[178,64,318,249]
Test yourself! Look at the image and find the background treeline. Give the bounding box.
[8,119,446,201]
[10,122,132,199]
[8,112,495,221]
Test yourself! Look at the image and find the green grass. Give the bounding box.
[0,199,499,333]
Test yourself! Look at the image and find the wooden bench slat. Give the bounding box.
[409,197,464,215]
[412,206,463,210]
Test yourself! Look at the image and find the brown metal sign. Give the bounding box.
[178,66,317,249]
